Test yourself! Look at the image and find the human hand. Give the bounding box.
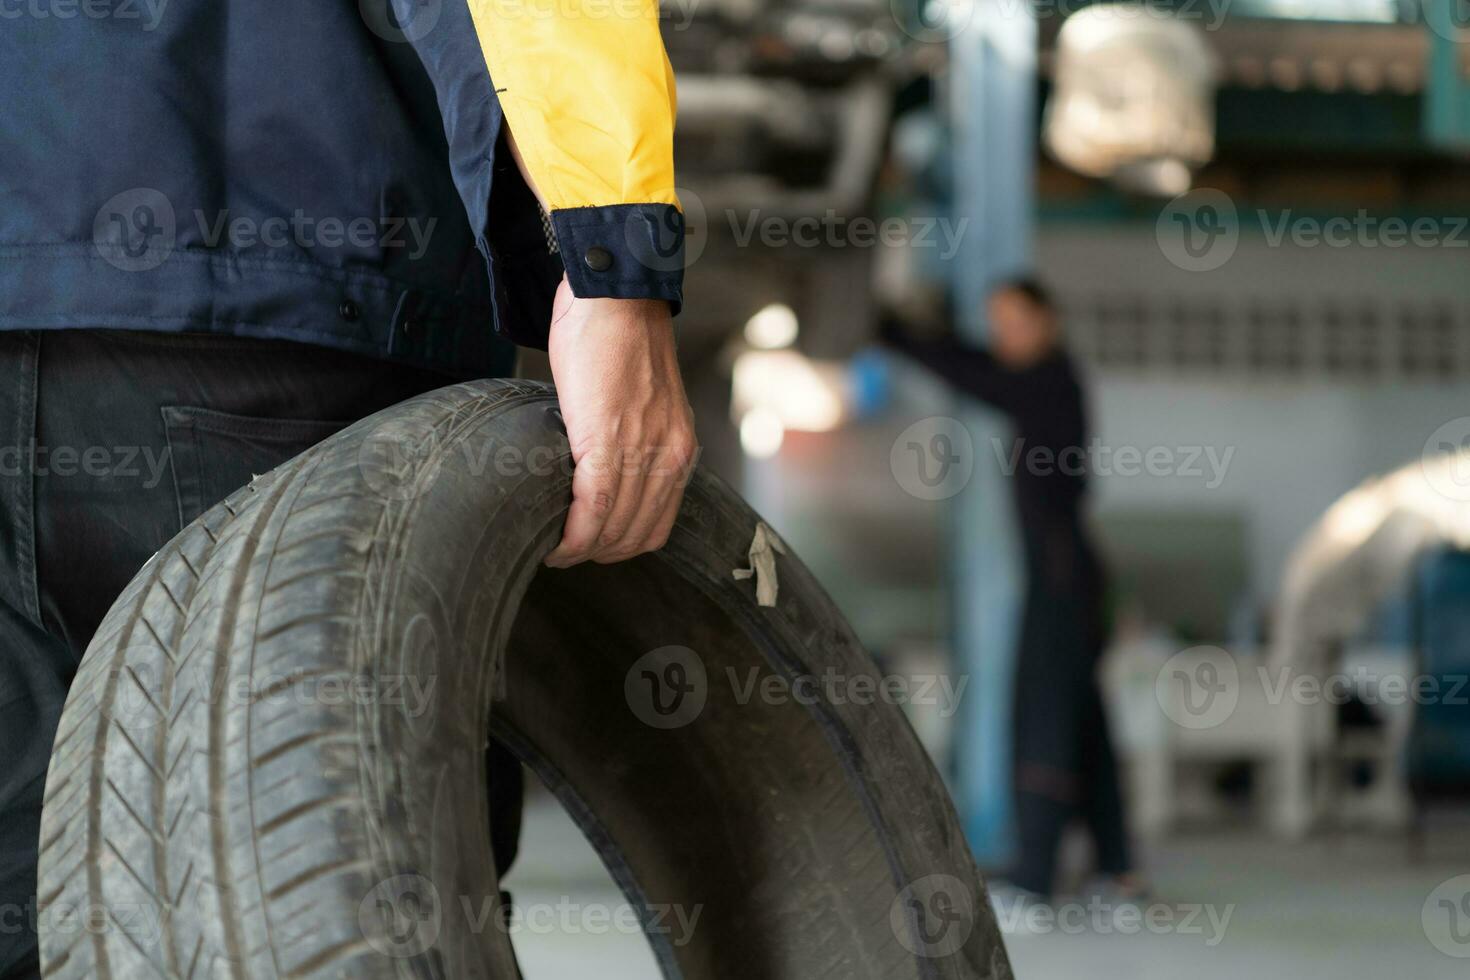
[544,277,698,567]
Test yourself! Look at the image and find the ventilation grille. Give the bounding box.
[1063,293,1470,381]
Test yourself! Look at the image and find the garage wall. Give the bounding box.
[1040,223,1470,614]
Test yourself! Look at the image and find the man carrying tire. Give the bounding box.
[0,3,695,977]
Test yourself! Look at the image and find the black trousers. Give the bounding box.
[0,330,520,979]
[1008,528,1131,897]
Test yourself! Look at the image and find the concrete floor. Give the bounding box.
[501,791,1470,978]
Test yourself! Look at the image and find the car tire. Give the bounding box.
[37,379,1010,980]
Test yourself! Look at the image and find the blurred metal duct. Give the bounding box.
[676,74,892,220]
[1043,4,1217,196]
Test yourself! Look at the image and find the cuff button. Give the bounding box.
[583,246,614,272]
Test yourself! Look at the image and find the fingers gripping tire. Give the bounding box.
[37,380,1012,980]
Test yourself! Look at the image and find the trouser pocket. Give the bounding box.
[161,406,347,526]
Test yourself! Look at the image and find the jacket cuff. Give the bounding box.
[550,204,685,315]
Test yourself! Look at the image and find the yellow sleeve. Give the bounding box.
[409,0,686,313]
[467,0,679,212]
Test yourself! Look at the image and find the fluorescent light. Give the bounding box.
[732,349,846,432]
[744,303,800,350]
[740,409,786,458]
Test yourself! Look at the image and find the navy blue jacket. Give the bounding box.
[0,0,685,378]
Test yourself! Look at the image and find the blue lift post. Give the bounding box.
[1424,3,1470,151]
[946,0,1036,868]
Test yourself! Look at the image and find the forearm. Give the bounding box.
[883,319,998,391]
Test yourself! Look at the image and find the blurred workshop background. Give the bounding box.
[507,0,1470,976]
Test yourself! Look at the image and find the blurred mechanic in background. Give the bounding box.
[882,278,1142,902]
